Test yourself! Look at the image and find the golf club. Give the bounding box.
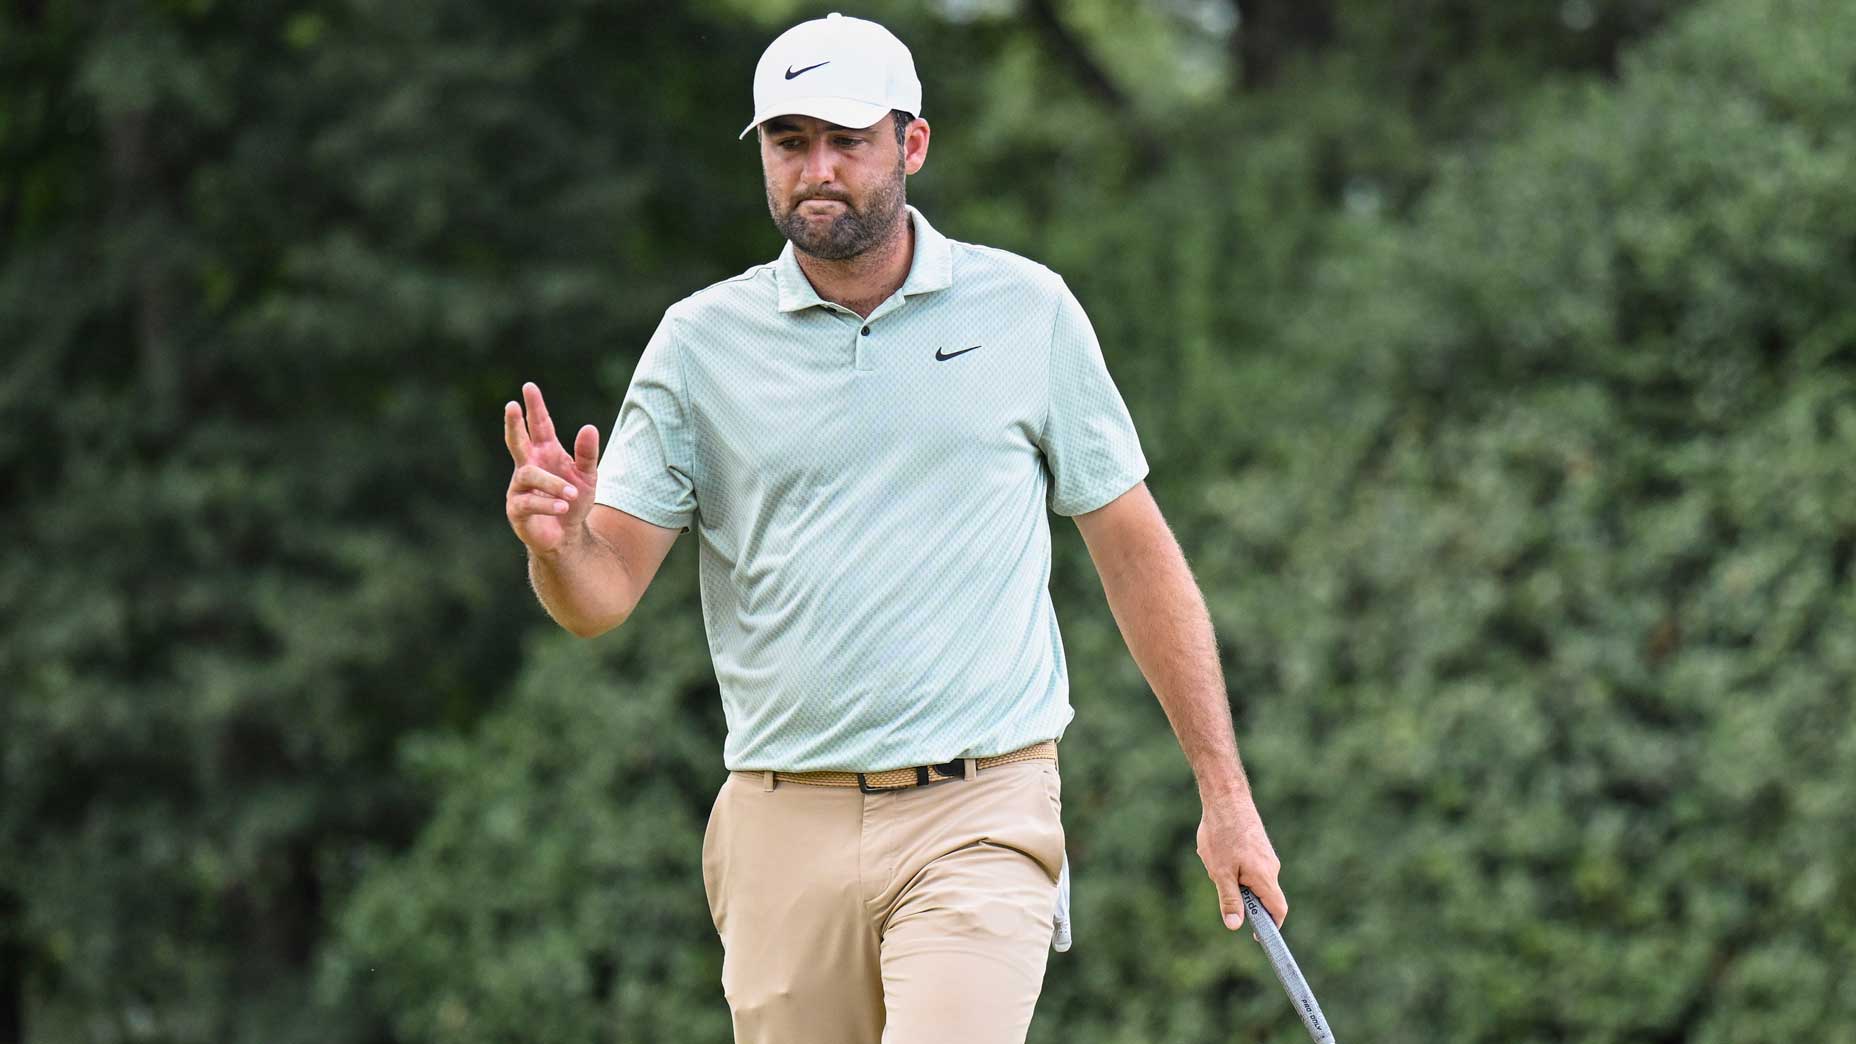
[1240,885,1337,1043]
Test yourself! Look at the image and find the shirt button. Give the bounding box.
[860,326,870,335]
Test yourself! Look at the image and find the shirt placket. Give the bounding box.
[851,295,908,372]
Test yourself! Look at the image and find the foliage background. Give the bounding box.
[3,0,1853,1041]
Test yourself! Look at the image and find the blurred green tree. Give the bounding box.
[3,1,767,1039]
[13,0,1853,1042]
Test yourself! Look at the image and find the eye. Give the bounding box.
[777,137,805,150]
[833,136,863,148]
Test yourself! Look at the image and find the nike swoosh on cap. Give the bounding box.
[785,60,830,79]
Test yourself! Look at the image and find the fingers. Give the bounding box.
[1212,867,1288,933]
[572,424,600,478]
[522,382,557,446]
[511,463,575,500]
[1240,870,1289,930]
[508,491,572,519]
[503,401,532,463]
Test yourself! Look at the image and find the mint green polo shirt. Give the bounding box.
[595,206,1148,772]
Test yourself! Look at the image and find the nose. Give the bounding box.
[802,137,836,186]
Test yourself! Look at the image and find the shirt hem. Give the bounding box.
[593,488,692,533]
[1049,462,1150,517]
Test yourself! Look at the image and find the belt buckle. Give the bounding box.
[857,761,968,793]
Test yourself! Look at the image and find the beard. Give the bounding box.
[767,160,907,261]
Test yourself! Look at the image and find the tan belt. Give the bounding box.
[741,739,1057,792]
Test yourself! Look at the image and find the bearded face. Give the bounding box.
[760,115,909,262]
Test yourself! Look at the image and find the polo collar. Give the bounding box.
[774,205,953,313]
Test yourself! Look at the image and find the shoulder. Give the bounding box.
[662,261,780,331]
[945,236,1068,302]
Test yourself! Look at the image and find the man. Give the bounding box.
[501,12,1286,1044]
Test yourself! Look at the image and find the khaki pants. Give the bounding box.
[700,756,1066,1044]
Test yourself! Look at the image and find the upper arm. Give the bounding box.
[1072,481,1170,583]
[594,315,699,531]
[588,503,682,618]
[1038,277,1149,517]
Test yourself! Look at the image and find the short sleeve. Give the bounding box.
[595,315,698,532]
[1037,278,1149,516]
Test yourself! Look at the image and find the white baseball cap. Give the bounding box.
[738,12,922,140]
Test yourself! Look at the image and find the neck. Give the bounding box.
[793,213,915,319]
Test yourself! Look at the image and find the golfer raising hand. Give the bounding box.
[503,13,1285,1044]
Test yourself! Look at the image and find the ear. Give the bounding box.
[902,117,930,176]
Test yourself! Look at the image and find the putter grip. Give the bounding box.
[1240,886,1337,1044]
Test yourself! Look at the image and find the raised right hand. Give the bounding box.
[504,382,601,555]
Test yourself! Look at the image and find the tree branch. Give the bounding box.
[1021,0,1166,174]
[1232,0,1336,91]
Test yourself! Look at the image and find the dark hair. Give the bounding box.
[758,111,913,146]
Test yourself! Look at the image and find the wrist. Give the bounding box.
[532,521,592,564]
[560,518,593,552]
[1196,770,1251,805]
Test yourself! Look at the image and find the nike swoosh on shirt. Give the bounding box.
[935,345,982,361]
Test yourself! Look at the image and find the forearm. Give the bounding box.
[1078,486,1286,926]
[527,524,636,638]
[1094,525,1249,801]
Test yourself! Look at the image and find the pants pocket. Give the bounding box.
[1014,763,1065,883]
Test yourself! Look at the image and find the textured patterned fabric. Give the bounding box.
[596,206,1148,772]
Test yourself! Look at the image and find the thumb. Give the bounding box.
[1218,880,1245,931]
[573,424,601,479]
